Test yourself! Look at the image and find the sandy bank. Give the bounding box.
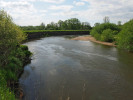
[72,35,116,47]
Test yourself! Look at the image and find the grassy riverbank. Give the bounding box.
[0,45,31,100]
[0,10,32,100]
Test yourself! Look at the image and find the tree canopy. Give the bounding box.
[20,18,92,30]
[0,10,25,67]
[117,19,133,51]
[90,23,120,42]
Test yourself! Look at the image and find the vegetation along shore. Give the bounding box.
[0,10,32,100]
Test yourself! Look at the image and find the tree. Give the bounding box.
[0,10,25,67]
[101,29,114,42]
[94,23,100,27]
[20,18,91,30]
[117,19,133,51]
[103,16,110,23]
[118,21,122,26]
[90,23,120,42]
[40,22,45,30]
[81,22,91,30]
[58,20,63,29]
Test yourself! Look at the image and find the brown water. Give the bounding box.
[20,36,133,100]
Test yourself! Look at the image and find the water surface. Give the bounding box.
[20,36,133,100]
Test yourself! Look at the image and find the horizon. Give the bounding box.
[0,0,133,26]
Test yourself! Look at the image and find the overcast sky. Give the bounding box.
[0,0,133,26]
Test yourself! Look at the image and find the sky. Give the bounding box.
[0,0,133,26]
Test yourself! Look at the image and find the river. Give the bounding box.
[20,36,133,100]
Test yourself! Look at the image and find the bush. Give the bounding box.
[117,19,133,51]
[94,33,101,40]
[0,70,16,100]
[0,10,31,100]
[91,23,120,42]
[20,45,28,51]
[0,10,25,67]
[101,29,114,42]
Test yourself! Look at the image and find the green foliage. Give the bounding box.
[0,44,31,100]
[0,10,26,67]
[117,19,133,51]
[101,29,114,42]
[0,70,16,100]
[0,10,31,100]
[20,18,92,31]
[20,45,28,51]
[94,33,101,40]
[5,45,31,81]
[90,23,120,42]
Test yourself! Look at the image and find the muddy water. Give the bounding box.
[20,36,133,100]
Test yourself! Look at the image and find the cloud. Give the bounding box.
[1,0,133,26]
[49,5,73,11]
[20,0,65,4]
[73,1,85,6]
[40,0,65,3]
[80,0,133,24]
[0,1,32,8]
[51,0,133,25]
[51,11,79,16]
[0,0,47,26]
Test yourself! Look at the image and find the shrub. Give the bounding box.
[0,10,25,67]
[20,45,28,51]
[117,19,133,51]
[91,23,120,42]
[0,70,16,100]
[101,29,114,42]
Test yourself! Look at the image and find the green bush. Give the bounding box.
[117,19,133,51]
[20,45,28,51]
[94,33,101,40]
[0,10,25,67]
[0,10,32,100]
[0,70,16,100]
[101,29,114,42]
[91,23,120,42]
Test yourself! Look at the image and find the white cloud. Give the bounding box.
[80,0,133,24]
[0,0,47,26]
[0,1,32,8]
[40,0,65,3]
[51,0,133,25]
[51,11,79,16]
[73,1,85,6]
[1,0,133,26]
[20,0,65,4]
[49,5,73,11]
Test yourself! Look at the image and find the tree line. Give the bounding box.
[91,16,133,52]
[20,18,92,30]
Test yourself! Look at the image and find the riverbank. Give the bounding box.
[72,35,116,47]
[25,30,90,40]
[0,45,32,100]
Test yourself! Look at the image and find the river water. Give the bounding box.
[20,36,133,100]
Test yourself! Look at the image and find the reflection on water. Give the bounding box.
[20,36,133,100]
